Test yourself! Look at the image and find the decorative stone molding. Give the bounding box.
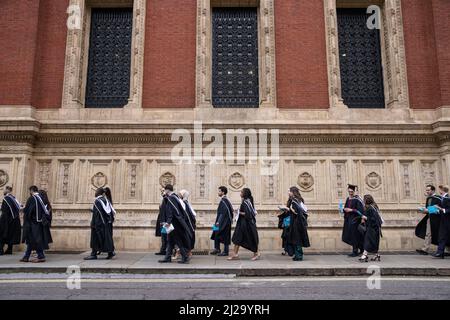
[229,172,245,190]
[323,0,409,110]
[62,0,146,109]
[298,172,314,192]
[159,172,176,188]
[91,172,108,188]
[196,0,277,109]
[0,170,9,187]
[365,172,382,190]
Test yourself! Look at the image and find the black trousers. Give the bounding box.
[159,234,168,253]
[437,215,450,254]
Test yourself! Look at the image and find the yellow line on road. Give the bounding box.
[0,277,450,284]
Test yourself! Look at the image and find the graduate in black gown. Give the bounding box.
[179,189,197,254]
[285,187,310,261]
[228,188,260,261]
[0,186,22,255]
[359,194,383,262]
[21,186,52,263]
[433,186,450,259]
[84,187,116,260]
[210,186,233,257]
[277,205,292,256]
[342,184,365,257]
[415,185,442,255]
[158,184,193,264]
[155,189,169,255]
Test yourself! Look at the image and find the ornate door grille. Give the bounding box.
[85,8,133,108]
[337,8,385,109]
[212,8,259,108]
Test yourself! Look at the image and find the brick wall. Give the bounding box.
[402,0,442,109]
[431,0,450,106]
[0,0,40,106]
[142,0,197,108]
[31,0,68,109]
[275,0,329,109]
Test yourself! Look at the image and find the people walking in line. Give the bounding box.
[21,186,53,263]
[158,185,193,264]
[84,187,116,260]
[342,184,365,257]
[284,187,310,261]
[210,186,233,257]
[228,188,260,261]
[0,186,22,255]
[415,185,442,255]
[359,195,383,263]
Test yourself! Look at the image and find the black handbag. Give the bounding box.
[358,222,367,234]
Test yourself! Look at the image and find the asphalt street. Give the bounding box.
[0,273,449,300]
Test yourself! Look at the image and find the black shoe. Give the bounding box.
[445,253,450,257]
[210,249,220,255]
[293,256,303,261]
[155,252,166,256]
[0,251,3,256]
[84,255,97,260]
[347,252,359,257]
[432,253,445,259]
[106,252,116,260]
[416,249,429,256]
[218,252,229,257]
[4,247,12,255]
[178,259,190,264]
[158,258,172,263]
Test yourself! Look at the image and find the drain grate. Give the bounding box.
[191,250,210,256]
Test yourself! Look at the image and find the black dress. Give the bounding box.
[232,199,259,253]
[0,195,22,246]
[415,195,443,245]
[342,196,364,250]
[155,196,168,237]
[363,205,383,254]
[165,194,194,252]
[22,194,53,251]
[89,196,115,253]
[286,200,310,248]
[211,196,233,246]
[183,200,197,250]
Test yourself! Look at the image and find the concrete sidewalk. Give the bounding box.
[0,251,449,277]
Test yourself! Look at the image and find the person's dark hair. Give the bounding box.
[242,188,254,207]
[426,185,436,192]
[5,186,12,192]
[29,185,39,193]
[164,184,174,192]
[364,194,379,211]
[218,186,228,195]
[289,186,305,204]
[104,187,113,205]
[38,189,52,211]
[95,187,105,198]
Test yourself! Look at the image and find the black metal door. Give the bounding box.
[85,8,133,108]
[337,8,385,109]
[212,7,259,108]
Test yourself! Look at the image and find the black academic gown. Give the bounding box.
[363,205,383,253]
[155,196,168,237]
[183,200,197,250]
[165,194,194,252]
[211,196,233,246]
[342,196,364,250]
[438,195,450,248]
[89,197,115,253]
[0,195,22,245]
[415,195,442,245]
[286,200,311,248]
[22,194,53,251]
[232,199,259,253]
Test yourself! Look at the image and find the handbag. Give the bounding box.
[358,222,367,234]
